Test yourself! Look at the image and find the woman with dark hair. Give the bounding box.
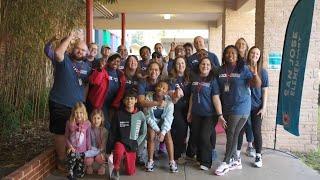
[168,56,191,162]
[235,37,255,157]
[136,61,163,165]
[137,61,164,108]
[87,53,126,130]
[124,55,139,92]
[237,46,269,168]
[187,57,225,171]
[215,45,261,176]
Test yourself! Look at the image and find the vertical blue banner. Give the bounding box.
[276,0,315,136]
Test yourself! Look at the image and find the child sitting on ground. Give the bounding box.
[84,109,108,175]
[65,102,91,180]
[145,80,178,173]
[106,90,147,180]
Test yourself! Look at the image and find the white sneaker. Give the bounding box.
[246,147,256,157]
[254,156,263,168]
[200,165,209,171]
[169,161,178,173]
[145,161,154,172]
[229,158,242,170]
[215,162,229,176]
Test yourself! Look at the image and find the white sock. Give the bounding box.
[170,160,175,164]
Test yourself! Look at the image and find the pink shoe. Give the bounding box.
[97,165,106,175]
[86,166,93,174]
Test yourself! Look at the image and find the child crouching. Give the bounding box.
[84,109,108,175]
[145,80,178,173]
[65,102,91,180]
[106,90,147,180]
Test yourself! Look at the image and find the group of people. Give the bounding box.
[45,31,268,179]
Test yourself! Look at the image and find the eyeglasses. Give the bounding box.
[153,55,162,58]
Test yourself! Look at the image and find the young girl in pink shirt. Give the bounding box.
[65,102,91,179]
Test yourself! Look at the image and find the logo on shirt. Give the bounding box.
[120,121,129,128]
[109,76,119,82]
[80,70,88,75]
[191,59,198,64]
[152,106,164,110]
[126,80,137,85]
[192,81,210,87]
[219,73,241,78]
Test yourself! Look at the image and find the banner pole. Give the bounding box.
[274,123,277,150]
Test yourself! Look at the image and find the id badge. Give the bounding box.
[78,78,83,86]
[224,83,230,92]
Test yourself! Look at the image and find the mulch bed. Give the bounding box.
[0,121,53,178]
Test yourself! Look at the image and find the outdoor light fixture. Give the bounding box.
[163,14,171,20]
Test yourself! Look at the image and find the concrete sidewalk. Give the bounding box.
[47,135,320,180]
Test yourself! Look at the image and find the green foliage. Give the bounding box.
[39,88,50,119]
[296,148,320,173]
[0,101,21,137]
[0,0,87,136]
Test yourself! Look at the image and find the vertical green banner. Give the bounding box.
[276,0,316,136]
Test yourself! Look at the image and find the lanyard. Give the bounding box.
[196,77,206,104]
[196,77,206,93]
[225,65,236,82]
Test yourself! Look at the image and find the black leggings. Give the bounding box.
[186,122,196,158]
[191,114,218,168]
[251,110,263,153]
[171,104,188,160]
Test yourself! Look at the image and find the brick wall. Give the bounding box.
[4,148,56,180]
[256,0,320,152]
[223,3,256,48]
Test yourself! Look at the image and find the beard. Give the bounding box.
[71,52,85,61]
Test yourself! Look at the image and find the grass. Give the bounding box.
[296,106,320,173]
[296,149,320,173]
